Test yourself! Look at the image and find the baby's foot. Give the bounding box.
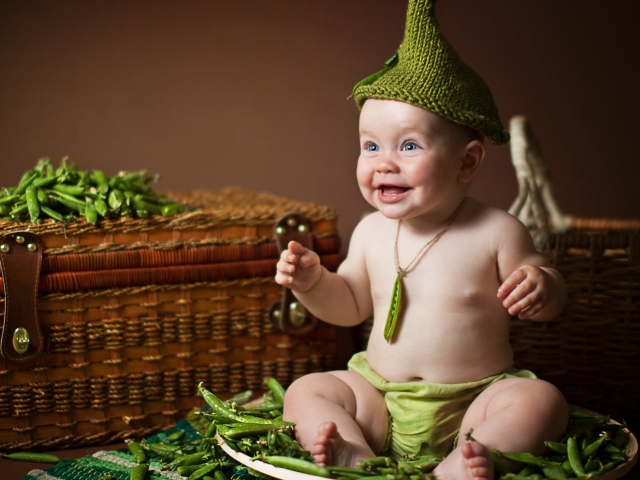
[310,422,370,468]
[433,441,494,480]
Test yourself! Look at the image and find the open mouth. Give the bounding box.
[377,185,411,203]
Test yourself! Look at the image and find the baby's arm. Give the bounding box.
[495,217,567,321]
[275,219,373,327]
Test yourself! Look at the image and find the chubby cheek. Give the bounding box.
[356,160,373,191]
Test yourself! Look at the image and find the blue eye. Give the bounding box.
[364,142,379,152]
[402,142,418,151]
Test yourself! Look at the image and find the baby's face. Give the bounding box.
[357,99,472,221]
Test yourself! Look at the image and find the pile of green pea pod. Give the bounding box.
[0,379,632,480]
[0,157,185,224]
[196,377,633,480]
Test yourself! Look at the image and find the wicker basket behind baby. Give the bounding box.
[507,115,640,433]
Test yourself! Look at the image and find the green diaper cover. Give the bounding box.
[347,351,536,460]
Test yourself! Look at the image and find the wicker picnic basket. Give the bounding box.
[507,116,640,423]
[0,187,343,451]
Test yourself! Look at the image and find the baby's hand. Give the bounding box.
[497,265,550,319]
[275,240,322,293]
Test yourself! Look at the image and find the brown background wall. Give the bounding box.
[1,1,639,247]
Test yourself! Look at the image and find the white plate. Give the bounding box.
[218,435,327,480]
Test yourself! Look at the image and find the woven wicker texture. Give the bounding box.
[509,229,640,421]
[505,115,640,421]
[0,188,342,451]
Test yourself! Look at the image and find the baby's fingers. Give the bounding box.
[497,268,528,299]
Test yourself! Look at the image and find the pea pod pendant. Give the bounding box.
[384,270,403,343]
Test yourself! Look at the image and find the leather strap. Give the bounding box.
[269,213,318,335]
[0,231,44,361]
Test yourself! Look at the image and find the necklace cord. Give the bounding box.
[393,197,467,276]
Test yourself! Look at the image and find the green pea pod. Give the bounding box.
[0,205,10,216]
[384,272,402,342]
[166,429,186,442]
[609,453,626,462]
[612,429,628,448]
[130,463,149,480]
[141,440,180,459]
[14,170,38,196]
[33,176,57,189]
[0,194,20,205]
[161,202,185,217]
[34,157,52,174]
[542,465,568,480]
[91,170,110,194]
[51,194,85,214]
[358,456,395,470]
[85,200,98,224]
[3,452,60,463]
[490,449,510,476]
[41,205,67,222]
[203,420,217,439]
[328,466,377,477]
[584,459,600,472]
[126,440,147,464]
[198,383,291,427]
[497,451,546,467]
[544,441,567,455]
[53,183,85,197]
[567,436,588,479]
[132,195,162,215]
[178,465,205,476]
[94,197,108,216]
[10,202,29,219]
[213,471,228,480]
[37,188,50,205]
[172,451,207,467]
[581,436,605,460]
[108,189,125,211]
[188,463,218,480]
[604,443,621,454]
[265,377,286,405]
[263,456,331,478]
[77,171,90,187]
[217,422,281,439]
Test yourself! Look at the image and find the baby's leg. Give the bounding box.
[434,377,567,480]
[283,371,388,468]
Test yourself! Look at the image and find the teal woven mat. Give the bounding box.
[19,418,264,480]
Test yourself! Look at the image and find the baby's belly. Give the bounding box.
[365,307,514,384]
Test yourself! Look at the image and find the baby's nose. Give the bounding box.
[375,154,400,173]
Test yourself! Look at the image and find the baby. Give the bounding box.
[275,2,568,480]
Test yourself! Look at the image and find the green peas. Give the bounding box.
[188,463,218,480]
[567,436,588,479]
[129,463,149,480]
[263,456,331,478]
[2,158,187,224]
[265,377,286,405]
[52,183,85,196]
[126,439,147,464]
[198,383,291,427]
[85,200,98,224]
[1,452,60,463]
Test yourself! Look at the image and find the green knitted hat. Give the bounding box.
[352,0,509,145]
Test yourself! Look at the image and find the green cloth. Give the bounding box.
[348,351,536,459]
[352,0,509,145]
[19,418,262,480]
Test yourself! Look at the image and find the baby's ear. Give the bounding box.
[458,140,485,183]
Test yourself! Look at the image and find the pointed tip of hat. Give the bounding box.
[352,0,509,146]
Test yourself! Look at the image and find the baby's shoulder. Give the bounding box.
[348,211,395,251]
[464,199,531,243]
